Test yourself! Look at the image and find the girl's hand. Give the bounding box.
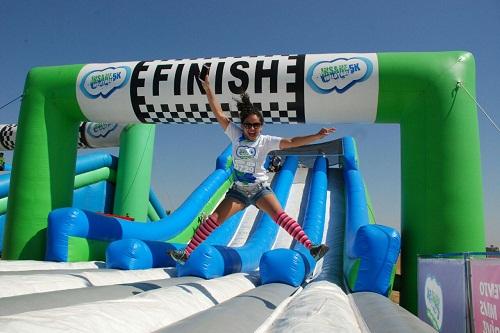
[317,127,336,139]
[199,73,211,93]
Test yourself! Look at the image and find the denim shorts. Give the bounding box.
[226,183,274,207]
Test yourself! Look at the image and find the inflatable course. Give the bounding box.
[0,51,484,331]
[0,151,167,256]
[0,121,164,256]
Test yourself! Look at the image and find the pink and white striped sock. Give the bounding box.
[274,211,312,249]
[185,215,220,256]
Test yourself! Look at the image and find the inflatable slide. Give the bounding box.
[0,137,435,332]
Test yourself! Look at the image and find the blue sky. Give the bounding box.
[1,1,499,245]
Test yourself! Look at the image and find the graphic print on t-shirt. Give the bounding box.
[225,122,281,185]
[234,145,258,183]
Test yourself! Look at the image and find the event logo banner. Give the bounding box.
[306,57,373,94]
[78,122,125,149]
[86,123,119,138]
[76,54,378,124]
[418,258,468,332]
[80,66,131,99]
[424,276,444,330]
[470,259,500,333]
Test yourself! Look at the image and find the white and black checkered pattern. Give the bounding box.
[130,55,305,125]
[0,123,115,150]
[0,124,17,150]
[77,122,90,148]
[136,103,219,124]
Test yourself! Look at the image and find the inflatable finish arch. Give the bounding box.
[4,51,484,313]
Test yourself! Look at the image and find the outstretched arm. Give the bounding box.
[199,72,230,130]
[279,128,336,149]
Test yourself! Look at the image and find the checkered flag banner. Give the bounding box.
[76,53,379,125]
[0,123,123,151]
[0,124,17,150]
[129,55,304,124]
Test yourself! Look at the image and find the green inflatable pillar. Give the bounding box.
[3,65,85,259]
[113,124,155,221]
[377,52,485,313]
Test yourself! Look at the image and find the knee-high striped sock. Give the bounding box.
[185,215,220,256]
[274,211,312,249]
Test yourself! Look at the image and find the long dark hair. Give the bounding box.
[235,92,264,124]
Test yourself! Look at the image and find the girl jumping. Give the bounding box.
[169,69,335,265]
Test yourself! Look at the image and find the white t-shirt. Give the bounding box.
[225,122,282,186]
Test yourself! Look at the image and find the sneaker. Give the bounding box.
[310,244,329,261]
[168,249,188,265]
[198,212,208,224]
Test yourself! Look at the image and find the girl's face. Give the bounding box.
[242,114,262,141]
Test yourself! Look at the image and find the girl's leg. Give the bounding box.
[256,193,329,261]
[170,197,246,264]
[184,197,246,256]
[255,193,312,249]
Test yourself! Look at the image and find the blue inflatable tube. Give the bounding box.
[342,136,400,296]
[74,152,118,175]
[0,173,10,198]
[105,209,246,269]
[177,156,298,279]
[75,153,166,218]
[148,189,166,219]
[46,145,233,262]
[344,168,370,247]
[0,153,118,199]
[106,239,185,270]
[342,136,359,171]
[46,167,231,261]
[260,156,328,286]
[72,181,114,213]
[215,144,233,170]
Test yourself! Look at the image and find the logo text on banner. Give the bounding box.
[86,123,119,138]
[307,57,373,94]
[80,66,132,99]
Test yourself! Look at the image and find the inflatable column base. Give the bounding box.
[259,248,315,287]
[106,238,183,270]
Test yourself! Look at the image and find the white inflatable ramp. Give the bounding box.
[0,267,116,276]
[0,267,176,298]
[0,273,259,333]
[350,292,437,333]
[0,260,104,271]
[155,283,298,333]
[0,276,203,316]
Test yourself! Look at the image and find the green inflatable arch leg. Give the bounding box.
[376,52,485,312]
[113,124,156,221]
[3,65,85,259]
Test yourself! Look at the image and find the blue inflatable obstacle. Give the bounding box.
[342,137,400,296]
[105,207,246,270]
[0,152,166,255]
[46,145,233,262]
[73,152,166,220]
[105,156,298,274]
[259,137,400,295]
[176,156,299,278]
[259,156,328,286]
[106,137,400,297]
